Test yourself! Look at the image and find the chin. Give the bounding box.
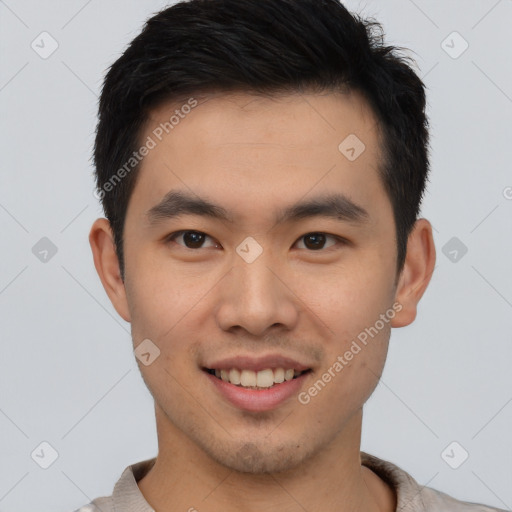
[203,437,318,475]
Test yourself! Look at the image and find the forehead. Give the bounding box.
[130,91,388,227]
[144,90,379,150]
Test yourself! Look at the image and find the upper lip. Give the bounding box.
[203,354,312,373]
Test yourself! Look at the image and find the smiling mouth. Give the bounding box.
[204,367,312,390]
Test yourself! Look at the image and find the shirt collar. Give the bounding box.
[112,457,156,512]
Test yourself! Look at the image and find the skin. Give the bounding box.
[89,91,436,512]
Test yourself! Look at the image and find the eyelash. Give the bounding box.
[164,230,346,252]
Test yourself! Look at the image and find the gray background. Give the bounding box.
[1,0,511,510]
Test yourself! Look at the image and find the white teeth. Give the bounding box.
[212,367,305,388]
[274,368,285,383]
[256,369,274,388]
[240,369,256,387]
[229,368,241,385]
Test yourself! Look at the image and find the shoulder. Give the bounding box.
[419,485,508,512]
[72,496,114,512]
[70,457,156,512]
[361,451,507,512]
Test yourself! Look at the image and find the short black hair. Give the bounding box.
[93,0,430,282]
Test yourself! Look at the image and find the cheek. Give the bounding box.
[300,320,391,420]
[124,245,194,333]
[298,263,393,395]
[298,259,394,338]
[124,258,224,370]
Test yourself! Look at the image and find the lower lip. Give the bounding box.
[204,371,309,412]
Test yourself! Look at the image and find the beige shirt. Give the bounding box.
[74,452,507,512]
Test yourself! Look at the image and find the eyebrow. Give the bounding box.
[146,190,370,227]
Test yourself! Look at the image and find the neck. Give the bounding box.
[138,407,395,512]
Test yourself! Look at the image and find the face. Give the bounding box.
[93,91,428,474]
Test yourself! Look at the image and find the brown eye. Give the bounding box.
[167,230,218,249]
[295,233,339,251]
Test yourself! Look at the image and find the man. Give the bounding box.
[80,0,506,510]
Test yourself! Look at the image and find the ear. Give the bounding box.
[88,218,131,323]
[391,218,436,328]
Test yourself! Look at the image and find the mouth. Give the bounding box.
[201,355,314,411]
[203,367,312,390]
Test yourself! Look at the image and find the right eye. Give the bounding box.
[165,230,221,250]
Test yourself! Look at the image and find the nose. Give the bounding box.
[215,252,300,337]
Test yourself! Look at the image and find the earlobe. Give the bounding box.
[391,218,436,328]
[88,218,131,323]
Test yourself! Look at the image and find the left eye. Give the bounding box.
[294,232,340,251]
[165,231,342,251]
